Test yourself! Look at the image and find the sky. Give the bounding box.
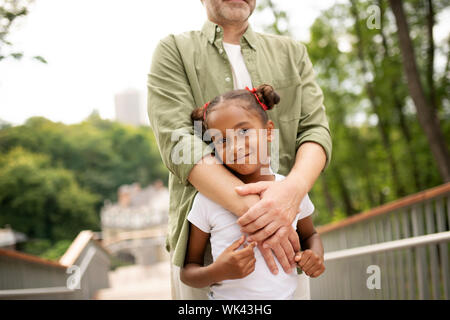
[0,0,448,126]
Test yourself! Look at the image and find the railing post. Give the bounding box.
[402,209,415,299]
[436,197,449,299]
[412,205,429,299]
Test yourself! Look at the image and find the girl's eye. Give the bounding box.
[238,128,249,136]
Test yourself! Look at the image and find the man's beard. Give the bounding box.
[216,2,253,23]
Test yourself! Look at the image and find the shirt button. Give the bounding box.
[218,48,223,54]
[216,26,221,33]
[225,77,231,82]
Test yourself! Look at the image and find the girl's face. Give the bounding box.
[206,99,274,176]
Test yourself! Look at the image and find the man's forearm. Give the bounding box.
[188,154,260,217]
[284,142,327,195]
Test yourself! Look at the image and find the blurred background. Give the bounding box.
[0,0,449,300]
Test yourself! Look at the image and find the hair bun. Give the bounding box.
[255,84,280,110]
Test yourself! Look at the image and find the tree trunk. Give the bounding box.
[350,0,406,197]
[334,168,358,216]
[389,0,450,182]
[378,0,421,190]
[426,0,437,111]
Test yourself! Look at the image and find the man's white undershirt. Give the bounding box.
[223,42,253,90]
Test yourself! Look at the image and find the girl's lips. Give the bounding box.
[235,153,251,161]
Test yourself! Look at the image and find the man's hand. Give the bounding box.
[236,179,306,240]
[295,249,325,278]
[255,226,301,274]
[234,179,306,274]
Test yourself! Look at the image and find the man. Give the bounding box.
[147,0,331,299]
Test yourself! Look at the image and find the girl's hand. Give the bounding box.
[213,235,257,281]
[295,249,325,278]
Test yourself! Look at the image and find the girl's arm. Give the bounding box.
[180,223,257,288]
[295,215,325,278]
[180,223,220,288]
[297,216,324,257]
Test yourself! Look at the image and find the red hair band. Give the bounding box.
[202,101,210,121]
[245,86,268,111]
[202,87,267,122]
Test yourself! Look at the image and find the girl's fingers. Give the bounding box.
[297,250,312,268]
[311,267,325,278]
[244,258,257,276]
[304,263,321,277]
[228,235,245,251]
[301,255,317,272]
[236,241,257,257]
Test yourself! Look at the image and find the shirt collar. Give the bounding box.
[201,19,257,50]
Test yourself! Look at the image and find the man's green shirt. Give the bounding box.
[147,20,332,267]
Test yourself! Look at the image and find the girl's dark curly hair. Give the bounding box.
[191,84,280,139]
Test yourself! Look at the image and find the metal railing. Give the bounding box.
[310,183,450,300]
[0,230,111,299]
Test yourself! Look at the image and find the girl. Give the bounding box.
[180,84,325,300]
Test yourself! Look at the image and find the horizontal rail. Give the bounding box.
[102,225,167,246]
[317,182,450,234]
[324,231,450,261]
[0,287,73,297]
[0,248,66,269]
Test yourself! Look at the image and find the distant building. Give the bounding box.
[114,89,148,126]
[0,226,27,250]
[100,180,169,265]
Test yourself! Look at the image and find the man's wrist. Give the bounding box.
[284,171,310,196]
[237,194,260,217]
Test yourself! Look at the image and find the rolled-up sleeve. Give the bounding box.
[295,42,332,171]
[147,37,214,186]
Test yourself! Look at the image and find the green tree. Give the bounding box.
[0,146,100,242]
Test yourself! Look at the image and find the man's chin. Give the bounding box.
[221,4,251,21]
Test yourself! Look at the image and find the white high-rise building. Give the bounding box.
[114,89,148,126]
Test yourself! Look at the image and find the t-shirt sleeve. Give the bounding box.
[297,193,315,220]
[187,193,211,234]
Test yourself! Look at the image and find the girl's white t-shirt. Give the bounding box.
[187,168,315,300]
[223,42,253,90]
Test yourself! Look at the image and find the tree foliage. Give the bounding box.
[0,0,46,63]
[0,116,168,257]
